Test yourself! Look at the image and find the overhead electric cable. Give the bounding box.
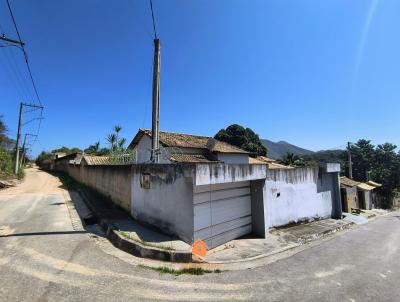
[6,0,42,106]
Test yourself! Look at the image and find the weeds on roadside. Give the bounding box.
[138,265,222,276]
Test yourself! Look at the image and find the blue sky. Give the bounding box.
[1,0,399,157]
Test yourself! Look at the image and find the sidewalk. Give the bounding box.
[204,219,353,263]
[70,186,381,266]
[72,188,192,262]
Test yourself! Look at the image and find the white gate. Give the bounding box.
[193,180,252,249]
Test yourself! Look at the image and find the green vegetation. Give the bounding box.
[279,152,316,167]
[138,265,222,276]
[215,124,267,156]
[0,115,24,180]
[287,139,400,209]
[0,147,14,180]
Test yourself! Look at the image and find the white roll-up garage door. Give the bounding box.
[193,180,252,249]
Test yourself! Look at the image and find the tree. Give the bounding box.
[348,139,375,181]
[84,141,100,154]
[106,134,117,154]
[214,124,267,156]
[51,146,82,154]
[369,143,400,208]
[278,152,311,167]
[35,151,52,167]
[0,115,6,144]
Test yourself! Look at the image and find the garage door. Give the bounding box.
[193,180,252,249]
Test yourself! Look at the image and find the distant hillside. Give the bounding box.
[261,139,314,160]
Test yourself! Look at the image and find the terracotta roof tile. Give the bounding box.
[129,129,249,154]
[169,153,221,163]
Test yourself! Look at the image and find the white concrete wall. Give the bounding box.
[130,164,195,243]
[195,164,267,186]
[216,153,249,164]
[264,168,332,228]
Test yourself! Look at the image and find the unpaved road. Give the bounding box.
[1,168,400,301]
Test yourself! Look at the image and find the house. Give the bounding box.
[128,129,251,164]
[356,182,376,210]
[366,180,383,209]
[340,177,360,212]
[51,129,343,250]
[249,156,293,169]
[340,177,379,211]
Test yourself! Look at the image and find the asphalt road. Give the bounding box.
[1,168,399,302]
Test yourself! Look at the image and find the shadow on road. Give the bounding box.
[0,230,87,238]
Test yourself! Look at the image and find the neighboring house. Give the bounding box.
[52,152,67,159]
[366,180,383,209]
[340,177,378,211]
[356,182,376,210]
[249,156,293,169]
[340,177,360,212]
[128,129,251,164]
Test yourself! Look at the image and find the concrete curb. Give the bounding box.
[77,188,192,263]
[204,221,355,265]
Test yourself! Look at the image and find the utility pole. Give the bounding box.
[14,103,23,174]
[14,103,43,174]
[20,133,37,168]
[347,142,353,179]
[151,38,161,163]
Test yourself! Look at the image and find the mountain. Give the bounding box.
[261,139,314,160]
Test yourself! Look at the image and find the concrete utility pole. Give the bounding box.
[151,38,161,163]
[347,142,353,179]
[20,133,37,168]
[14,103,23,174]
[14,103,43,174]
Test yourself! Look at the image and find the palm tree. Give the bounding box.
[118,138,126,150]
[94,141,100,153]
[279,152,301,166]
[106,134,117,155]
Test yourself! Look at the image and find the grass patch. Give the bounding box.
[138,265,222,276]
[117,230,175,251]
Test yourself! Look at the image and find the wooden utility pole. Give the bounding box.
[347,142,353,179]
[151,38,161,163]
[14,103,23,174]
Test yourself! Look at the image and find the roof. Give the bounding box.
[249,156,293,169]
[128,129,249,154]
[82,155,111,165]
[340,176,360,187]
[54,152,82,162]
[367,180,382,188]
[169,153,221,163]
[357,183,376,191]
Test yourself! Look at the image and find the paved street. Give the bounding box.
[0,168,399,302]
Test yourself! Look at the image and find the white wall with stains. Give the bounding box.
[264,167,333,228]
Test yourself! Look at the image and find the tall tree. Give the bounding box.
[370,143,400,207]
[348,139,375,181]
[214,124,267,156]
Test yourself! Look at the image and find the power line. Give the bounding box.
[6,0,42,106]
[149,0,158,39]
